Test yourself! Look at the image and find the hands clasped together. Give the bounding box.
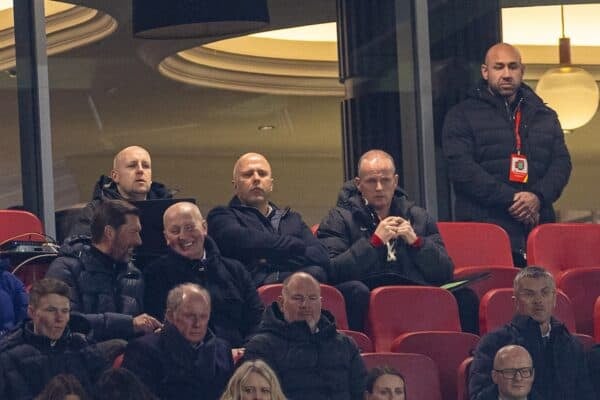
[509,191,540,227]
[374,216,418,245]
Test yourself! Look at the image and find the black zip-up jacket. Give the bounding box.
[317,181,453,287]
[470,314,595,400]
[242,303,367,400]
[46,239,144,340]
[66,175,172,239]
[207,197,329,283]
[144,237,264,348]
[442,82,571,253]
[0,319,114,400]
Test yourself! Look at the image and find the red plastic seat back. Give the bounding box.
[479,288,577,335]
[0,210,45,244]
[257,283,349,330]
[527,223,600,277]
[362,352,442,400]
[390,331,479,400]
[557,268,600,336]
[339,329,374,353]
[437,222,513,268]
[593,296,600,343]
[367,286,461,352]
[457,357,473,400]
[454,266,518,300]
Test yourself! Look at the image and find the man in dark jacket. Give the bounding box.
[0,278,120,400]
[442,43,571,266]
[318,150,466,331]
[46,200,161,340]
[470,266,595,400]
[67,145,173,238]
[207,152,329,286]
[0,256,28,337]
[242,272,367,400]
[123,283,233,400]
[144,201,263,349]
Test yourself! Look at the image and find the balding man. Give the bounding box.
[242,272,367,400]
[318,149,462,331]
[67,145,173,238]
[207,152,328,286]
[483,345,539,400]
[123,283,233,400]
[442,43,571,266]
[144,201,263,348]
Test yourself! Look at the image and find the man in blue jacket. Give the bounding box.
[470,266,595,400]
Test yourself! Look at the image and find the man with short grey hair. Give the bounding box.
[123,283,233,400]
[470,266,594,400]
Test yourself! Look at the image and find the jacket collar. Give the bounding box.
[259,302,338,341]
[85,245,129,273]
[164,236,221,270]
[336,180,413,223]
[511,314,567,336]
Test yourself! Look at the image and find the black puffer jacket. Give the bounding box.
[144,237,264,348]
[470,315,595,400]
[442,82,571,253]
[66,175,172,239]
[122,322,233,400]
[0,319,113,400]
[242,303,367,400]
[317,181,453,287]
[46,239,144,340]
[207,197,329,283]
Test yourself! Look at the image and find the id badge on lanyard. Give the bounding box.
[509,106,528,183]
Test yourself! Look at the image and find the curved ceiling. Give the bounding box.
[0,0,117,71]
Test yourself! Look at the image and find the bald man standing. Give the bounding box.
[144,202,263,348]
[67,145,173,239]
[207,153,329,286]
[442,43,571,266]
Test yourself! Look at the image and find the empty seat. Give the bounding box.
[556,268,600,337]
[367,286,461,351]
[257,283,349,330]
[361,352,442,400]
[0,210,45,244]
[390,331,479,400]
[437,222,517,299]
[527,223,600,278]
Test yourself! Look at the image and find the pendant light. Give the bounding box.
[535,5,599,133]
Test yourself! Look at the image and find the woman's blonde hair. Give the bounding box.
[220,360,286,400]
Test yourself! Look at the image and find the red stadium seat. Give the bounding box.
[527,223,600,278]
[556,268,600,337]
[310,223,319,236]
[113,353,124,368]
[390,331,479,400]
[437,222,517,299]
[366,286,461,352]
[457,357,473,400]
[257,283,349,330]
[594,296,600,343]
[339,329,374,353]
[361,352,442,400]
[0,210,45,244]
[478,287,594,349]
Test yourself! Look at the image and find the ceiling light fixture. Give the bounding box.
[535,5,599,133]
[132,0,270,39]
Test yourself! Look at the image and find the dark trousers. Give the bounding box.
[336,280,370,332]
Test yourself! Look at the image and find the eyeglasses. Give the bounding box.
[289,295,321,304]
[494,367,534,379]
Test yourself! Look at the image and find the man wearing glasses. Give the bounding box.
[241,272,367,400]
[470,266,594,400]
[489,345,538,400]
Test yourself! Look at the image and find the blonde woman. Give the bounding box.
[220,360,286,400]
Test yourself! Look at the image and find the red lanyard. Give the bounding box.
[514,106,522,155]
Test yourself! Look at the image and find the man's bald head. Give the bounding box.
[492,345,534,400]
[357,149,396,177]
[481,43,525,103]
[163,201,207,260]
[232,152,274,214]
[280,272,322,332]
[110,146,152,201]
